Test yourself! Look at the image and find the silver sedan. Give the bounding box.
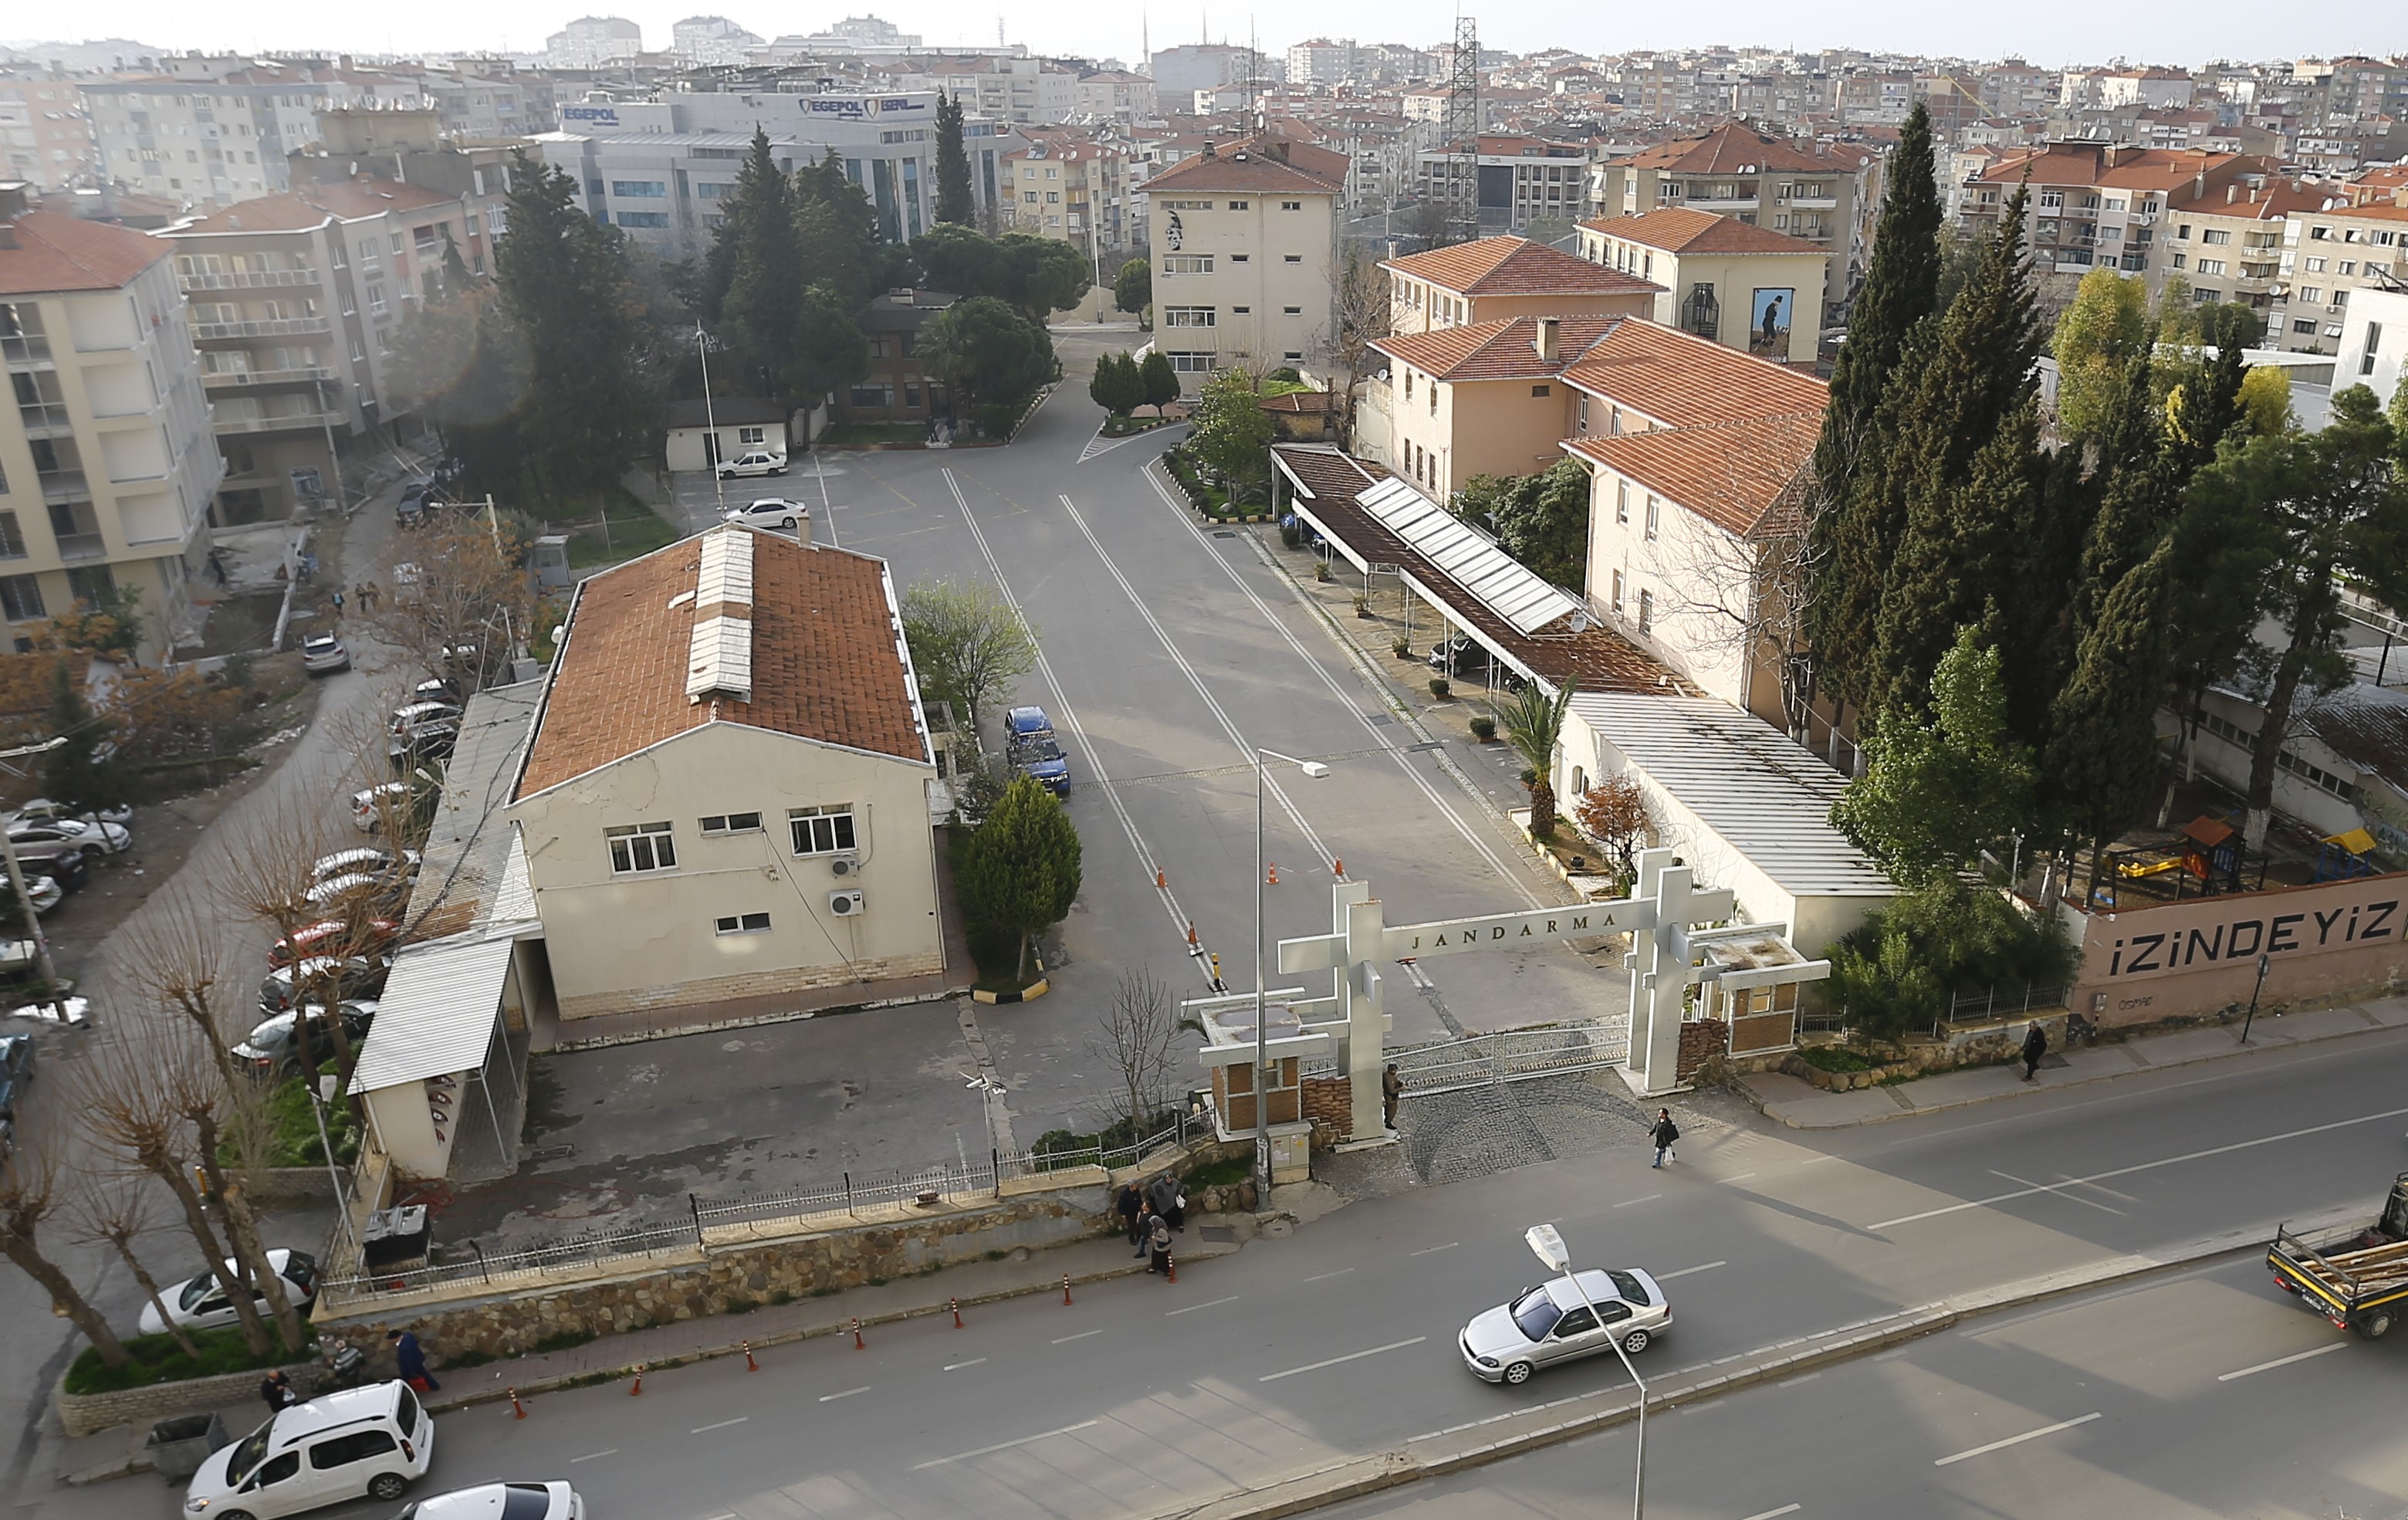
[1459,1267,1670,1385]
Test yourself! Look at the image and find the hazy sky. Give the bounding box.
[8,3,2405,73]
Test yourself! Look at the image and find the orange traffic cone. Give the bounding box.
[629,1364,644,1396]
[508,1386,527,1420]
[742,1340,759,1372]
[1266,861,1280,885]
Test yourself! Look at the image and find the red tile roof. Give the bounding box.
[174,178,457,235]
[516,528,926,800]
[1374,315,1622,381]
[1143,137,1345,195]
[1617,121,1870,174]
[1561,320,1828,429]
[1383,235,1661,298]
[1972,145,2262,192]
[0,209,167,296]
[1578,208,1829,257]
[1562,411,1821,539]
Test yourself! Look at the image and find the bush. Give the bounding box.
[1799,1045,1879,1074]
[66,1326,313,1396]
[1469,715,1497,740]
[1279,521,1303,549]
[249,1068,360,1167]
[1392,639,1411,658]
[1182,1154,1252,1189]
[1314,561,1331,582]
[1824,881,2076,1041]
[1429,677,1451,699]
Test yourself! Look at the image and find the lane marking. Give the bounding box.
[1722,1172,1757,1183]
[1259,1336,1429,1383]
[818,1386,871,1403]
[1613,1194,1662,1209]
[1871,1105,2408,1229]
[1411,1242,1461,1257]
[1657,1261,1727,1281]
[1987,1168,2126,1217]
[810,449,838,547]
[569,1449,617,1464]
[692,1417,749,1434]
[1303,1268,1357,1282]
[1053,1329,1106,1344]
[1165,1295,1242,1316]
[2218,1342,2350,1382]
[1741,1507,1803,1520]
[1933,1411,2101,1467]
[913,1419,1101,1469]
[943,1358,988,1371]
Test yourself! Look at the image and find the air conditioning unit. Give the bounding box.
[829,853,860,877]
[829,889,864,916]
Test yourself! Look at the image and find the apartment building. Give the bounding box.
[1959,143,2269,296]
[671,17,765,67]
[1575,210,1828,364]
[2149,179,2331,322]
[2269,200,2408,354]
[1590,122,1879,317]
[163,176,477,522]
[1286,41,1359,88]
[546,18,644,69]
[0,187,220,657]
[0,76,100,190]
[83,66,426,208]
[900,59,1076,125]
[1074,71,1155,121]
[1143,137,1342,389]
[1417,135,1592,235]
[999,137,1130,256]
[1382,235,1658,336]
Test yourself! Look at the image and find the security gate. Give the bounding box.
[1384,1021,1631,1098]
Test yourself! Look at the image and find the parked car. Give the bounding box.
[299,632,351,675]
[723,497,810,534]
[271,918,401,970]
[1011,733,1071,795]
[409,677,460,706]
[181,1378,432,1518]
[1426,635,1491,677]
[388,719,459,770]
[396,482,435,527]
[1006,706,1056,745]
[234,1000,377,1080]
[715,449,787,479]
[6,797,132,829]
[399,1482,583,1520]
[14,875,63,917]
[309,848,420,885]
[142,1247,319,1335]
[260,956,384,1014]
[389,701,462,738]
[0,1031,34,1151]
[34,846,88,893]
[352,782,412,834]
[8,815,132,856]
[303,872,408,915]
[1459,1267,1670,1386]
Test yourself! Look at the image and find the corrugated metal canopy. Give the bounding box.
[347,933,518,1095]
[1357,477,1584,636]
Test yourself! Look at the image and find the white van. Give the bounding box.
[184,1380,435,1518]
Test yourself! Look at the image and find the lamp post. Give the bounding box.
[1525,1223,1646,1520]
[1253,747,1330,1202]
[2240,951,2272,1042]
[697,321,727,523]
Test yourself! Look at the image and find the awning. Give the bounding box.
[1355,476,1583,635]
[347,933,520,1095]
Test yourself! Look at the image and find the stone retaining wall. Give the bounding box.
[56,1358,319,1439]
[233,1166,349,1206]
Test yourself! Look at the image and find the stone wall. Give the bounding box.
[1676,1018,1728,1085]
[232,1166,349,1207]
[1300,1075,1353,1146]
[57,1358,320,1439]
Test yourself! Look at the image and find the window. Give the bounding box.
[1228,253,1248,262]
[606,822,677,874]
[1637,589,1653,631]
[0,574,43,621]
[1162,306,1216,327]
[789,806,857,856]
[2339,260,2357,276]
[1280,200,1301,211]
[714,912,773,935]
[1644,495,1659,540]
[1158,198,1212,210]
[2363,323,2384,377]
[2174,223,2191,241]
[1231,306,1250,314]
[0,513,22,560]
[1162,254,1213,274]
[2301,288,2325,305]
[1615,480,1628,523]
[699,812,763,835]
[2305,256,2327,273]
[1226,199,1249,210]
[1611,569,1625,610]
[1283,350,1303,362]
[1531,384,1551,398]
[2197,259,2224,276]
[617,212,668,229]
[738,426,765,445]
[1167,352,1216,372]
[2295,318,2319,334]
[309,1430,397,1469]
[1283,305,1301,315]
[609,180,666,198]
[2202,229,2230,245]
[1283,254,1302,264]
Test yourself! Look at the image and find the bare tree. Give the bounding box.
[0,1139,132,1369]
[63,1171,200,1359]
[369,511,533,694]
[1087,965,1194,1138]
[1321,251,1391,452]
[1572,775,1653,885]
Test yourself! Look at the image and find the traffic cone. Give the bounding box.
[742,1340,759,1372]
[1333,857,1344,878]
[629,1364,644,1396]
[1187,922,1199,946]
[1155,868,1167,889]
[851,1317,865,1349]
[951,1297,964,1329]
[1266,861,1280,885]
[1061,1273,1074,1306]
[508,1387,526,1420]
[1165,1251,1178,1284]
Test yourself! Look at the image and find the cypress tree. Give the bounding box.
[1814,316,1939,711]
[719,128,808,398]
[935,92,976,225]
[2070,349,2178,648]
[1997,440,2095,748]
[2046,540,2176,895]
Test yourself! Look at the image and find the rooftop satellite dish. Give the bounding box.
[1570,611,1591,634]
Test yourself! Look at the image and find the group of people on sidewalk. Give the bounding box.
[1116,1173,1186,1275]
[259,1330,439,1414]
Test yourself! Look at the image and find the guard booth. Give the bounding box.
[530,534,572,591]
[1188,995,1330,1184]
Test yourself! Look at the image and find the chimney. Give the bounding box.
[795,504,813,546]
[1202,140,1216,159]
[1534,317,1561,363]
[2227,183,2237,203]
[1263,138,1290,163]
[0,181,27,249]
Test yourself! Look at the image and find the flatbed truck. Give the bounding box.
[2268,1171,2408,1339]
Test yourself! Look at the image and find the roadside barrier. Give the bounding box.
[742,1339,759,1372]
[851,1317,866,1349]
[951,1297,964,1329]
[1062,1274,1075,1305]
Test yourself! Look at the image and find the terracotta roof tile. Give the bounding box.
[516,527,925,800]
[1563,412,1822,539]
[1973,146,2264,192]
[1561,320,1828,429]
[0,210,167,296]
[174,178,457,235]
[1384,235,1661,298]
[1374,315,1622,381]
[1145,137,1344,195]
[1577,208,1829,257]
[1617,121,1869,174]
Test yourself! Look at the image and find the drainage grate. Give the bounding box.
[1212,530,1239,539]
[1409,740,1446,753]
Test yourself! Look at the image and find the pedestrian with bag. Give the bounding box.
[1117,1182,1146,1258]
[1649,1109,1679,1169]
[1148,1171,1185,1232]
[1146,1210,1173,1276]
[260,1369,298,1413]
[2021,1021,2048,1082]
[387,1328,440,1392]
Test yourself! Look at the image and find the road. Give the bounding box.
[30,1016,2408,1519]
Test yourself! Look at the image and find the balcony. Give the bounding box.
[203,366,333,389]
[1784,194,1838,210]
[38,470,91,505]
[178,269,323,292]
[190,317,331,340]
[55,532,108,563]
[214,408,345,435]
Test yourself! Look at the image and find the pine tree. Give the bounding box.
[1812,316,1938,711]
[794,151,898,309]
[2070,349,2177,648]
[719,128,809,398]
[1997,441,2095,748]
[2046,540,2177,895]
[1138,349,1181,413]
[960,777,1082,978]
[935,92,976,224]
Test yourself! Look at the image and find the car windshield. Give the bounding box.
[1017,738,1065,763]
[1510,1288,1562,1341]
[224,1426,274,1484]
[500,1486,556,1520]
[1607,1270,1648,1305]
[178,1272,215,1311]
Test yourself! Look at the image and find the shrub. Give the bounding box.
[1182,1154,1252,1189]
[1279,521,1303,549]
[1823,881,2076,1041]
[1392,639,1411,658]
[66,1327,313,1396]
[1799,1044,1879,1074]
[1429,677,1451,699]
[1313,561,1332,582]
[1469,715,1497,740]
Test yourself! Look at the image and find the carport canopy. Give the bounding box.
[1354,476,1584,635]
[348,932,520,1095]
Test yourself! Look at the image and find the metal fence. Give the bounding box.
[1311,1021,1630,1098]
[320,1219,700,1303]
[1935,985,2069,1032]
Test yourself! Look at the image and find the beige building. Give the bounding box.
[1575,209,1828,364]
[0,187,220,658]
[1143,136,1344,388]
[1371,315,1619,499]
[1000,137,1131,255]
[2270,198,2408,354]
[0,77,100,190]
[506,524,945,1021]
[1381,235,1658,335]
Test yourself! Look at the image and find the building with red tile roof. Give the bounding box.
[1146,137,1343,390]
[1574,210,1830,363]
[1382,235,1659,333]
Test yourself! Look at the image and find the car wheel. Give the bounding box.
[219,1510,256,1520]
[2358,1309,2395,1340]
[780,517,796,530]
[1620,1329,1651,1355]
[1502,1361,1533,1386]
[367,1472,410,1501]
[280,1059,303,1080]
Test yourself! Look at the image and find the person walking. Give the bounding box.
[363,580,381,613]
[1146,1210,1173,1276]
[259,1369,298,1413]
[2021,1021,2048,1082]
[387,1328,439,1392]
[1148,1171,1184,1232]
[1382,1063,1404,1131]
[1117,1182,1146,1258]
[330,588,345,627]
[1649,1109,1679,1169]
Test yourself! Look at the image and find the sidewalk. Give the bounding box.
[1737,994,2408,1129]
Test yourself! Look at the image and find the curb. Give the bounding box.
[1137,1208,2362,1520]
[546,980,977,1051]
[972,977,1050,1005]
[1741,1010,2408,1129]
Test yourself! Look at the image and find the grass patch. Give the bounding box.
[528,1329,595,1356]
[1182,1155,1251,1190]
[223,1067,360,1169]
[818,422,930,446]
[1027,1110,1182,1171]
[1798,1045,1880,1074]
[66,1327,313,1396]
[443,1349,497,1369]
[562,493,680,568]
[1101,414,1173,438]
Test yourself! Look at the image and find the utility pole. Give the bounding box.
[0,736,71,995]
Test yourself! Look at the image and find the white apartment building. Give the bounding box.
[672,17,765,67]
[0,77,100,190]
[82,66,424,208]
[1143,137,1343,388]
[546,17,644,69]
[0,187,220,658]
[1286,40,1359,87]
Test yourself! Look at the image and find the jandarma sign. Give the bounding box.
[2098,880,2401,983]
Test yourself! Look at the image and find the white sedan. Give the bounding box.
[140,1248,318,1334]
[397,1481,584,1519]
[724,497,810,533]
[1458,1267,1670,1385]
[8,817,131,855]
[7,797,133,829]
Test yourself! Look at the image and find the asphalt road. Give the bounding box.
[32,1019,2408,1520]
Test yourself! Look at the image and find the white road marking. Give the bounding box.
[818,1386,871,1402]
[810,449,838,547]
[1259,1336,1429,1383]
[1933,1412,2101,1466]
[1987,1168,2126,1217]
[943,1358,988,1370]
[2218,1342,2350,1381]
[1721,1172,1757,1183]
[1165,1295,1241,1316]
[1411,1241,1460,1256]
[1740,1506,1803,1519]
[913,1420,1101,1469]
[692,1417,749,1434]
[570,1449,617,1463]
[1657,1261,1727,1281]
[1052,1329,1106,1344]
[1872,1106,2408,1228]
[1613,1194,1663,1208]
[1303,1268,1357,1282]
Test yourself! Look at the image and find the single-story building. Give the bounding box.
[664,396,791,472]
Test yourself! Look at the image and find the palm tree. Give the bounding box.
[1500,679,1578,840]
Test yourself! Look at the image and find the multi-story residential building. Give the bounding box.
[284,110,516,286]
[1977,59,2056,117]
[2269,199,2408,354]
[1574,209,1828,364]
[2149,179,2331,320]
[671,17,764,67]
[0,76,100,190]
[999,137,1131,265]
[2098,69,2197,110]
[1591,122,1879,319]
[1074,71,1155,121]
[1148,45,1265,97]
[163,176,476,522]
[1286,40,1359,88]
[898,58,1075,125]
[1831,71,1914,126]
[1960,143,2268,300]
[545,17,644,69]
[1382,235,1658,336]
[1142,136,1341,389]
[0,185,220,657]
[410,66,552,140]
[1417,135,1591,235]
[82,66,424,208]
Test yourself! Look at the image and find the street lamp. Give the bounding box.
[1526,1223,1647,1520]
[2240,951,2272,1042]
[697,321,727,523]
[1253,747,1331,1202]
